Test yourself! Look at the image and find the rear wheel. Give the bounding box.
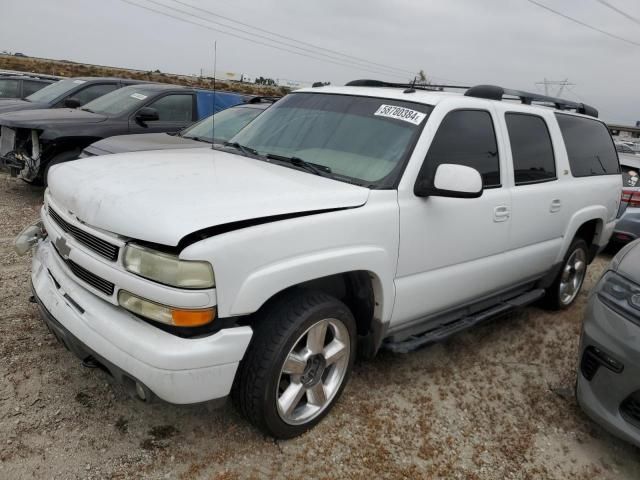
[232,290,356,438]
[544,238,588,310]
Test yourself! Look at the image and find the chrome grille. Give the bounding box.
[51,242,115,296]
[48,206,119,261]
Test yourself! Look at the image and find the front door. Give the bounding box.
[392,103,512,330]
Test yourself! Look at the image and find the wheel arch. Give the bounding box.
[558,207,607,264]
[236,268,389,359]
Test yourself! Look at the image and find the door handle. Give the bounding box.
[493,205,510,222]
[550,199,562,213]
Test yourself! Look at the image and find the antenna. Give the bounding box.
[211,41,217,150]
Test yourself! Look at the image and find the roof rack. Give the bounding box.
[465,85,598,118]
[344,79,598,118]
[345,79,469,93]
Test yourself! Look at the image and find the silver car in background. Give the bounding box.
[577,239,640,447]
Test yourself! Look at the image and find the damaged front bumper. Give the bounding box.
[0,126,41,181]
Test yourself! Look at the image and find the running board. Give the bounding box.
[383,289,545,354]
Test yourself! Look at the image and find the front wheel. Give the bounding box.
[544,238,588,310]
[232,290,356,438]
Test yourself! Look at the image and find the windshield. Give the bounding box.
[0,79,20,98]
[229,93,432,187]
[26,78,80,103]
[182,105,266,143]
[81,86,151,115]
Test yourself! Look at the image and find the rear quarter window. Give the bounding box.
[555,113,619,177]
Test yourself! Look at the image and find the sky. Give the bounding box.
[1,0,638,124]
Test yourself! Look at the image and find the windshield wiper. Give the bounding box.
[224,141,260,157]
[80,107,94,113]
[265,153,332,178]
[184,135,212,144]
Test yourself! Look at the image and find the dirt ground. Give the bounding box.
[1,171,639,480]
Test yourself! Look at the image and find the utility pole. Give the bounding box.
[535,78,574,97]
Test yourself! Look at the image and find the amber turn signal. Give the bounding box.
[171,307,216,327]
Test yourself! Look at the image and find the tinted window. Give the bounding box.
[506,113,556,185]
[555,114,619,176]
[22,80,47,97]
[0,79,20,98]
[149,94,193,121]
[422,110,500,187]
[73,83,118,105]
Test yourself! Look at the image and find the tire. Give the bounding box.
[232,289,357,438]
[544,238,589,310]
[42,149,82,188]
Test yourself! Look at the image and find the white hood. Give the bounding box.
[47,149,370,246]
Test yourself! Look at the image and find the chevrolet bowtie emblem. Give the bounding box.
[55,236,71,260]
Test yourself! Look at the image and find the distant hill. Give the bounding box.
[0,54,286,96]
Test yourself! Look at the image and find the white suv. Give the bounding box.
[18,81,622,438]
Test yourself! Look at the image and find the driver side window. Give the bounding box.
[420,109,501,188]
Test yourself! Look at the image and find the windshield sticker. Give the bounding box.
[626,170,638,187]
[374,104,426,125]
[72,80,87,84]
[130,93,148,101]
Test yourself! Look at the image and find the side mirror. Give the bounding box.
[135,107,159,124]
[64,97,81,109]
[414,163,483,198]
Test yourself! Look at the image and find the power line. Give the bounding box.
[594,0,640,26]
[118,0,412,80]
[155,0,408,78]
[525,0,640,47]
[167,0,418,77]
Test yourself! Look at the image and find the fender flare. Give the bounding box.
[556,206,606,263]
[227,245,395,327]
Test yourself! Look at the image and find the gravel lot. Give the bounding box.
[1,171,639,479]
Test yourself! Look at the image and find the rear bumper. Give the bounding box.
[31,239,253,404]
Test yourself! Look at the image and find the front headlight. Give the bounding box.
[597,271,640,324]
[14,220,46,256]
[123,244,215,289]
[118,291,215,327]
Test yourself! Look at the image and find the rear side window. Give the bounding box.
[506,113,556,185]
[149,94,193,121]
[555,114,619,177]
[423,110,500,187]
[22,80,47,97]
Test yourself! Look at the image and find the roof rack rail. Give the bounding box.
[465,85,598,118]
[345,79,470,93]
[344,79,599,118]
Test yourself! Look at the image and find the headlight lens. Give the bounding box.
[123,244,215,289]
[597,271,640,323]
[14,220,46,256]
[118,291,215,327]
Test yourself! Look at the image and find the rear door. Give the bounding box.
[498,108,569,280]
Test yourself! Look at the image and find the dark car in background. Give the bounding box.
[0,77,144,115]
[0,74,59,99]
[0,84,250,184]
[81,97,275,157]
